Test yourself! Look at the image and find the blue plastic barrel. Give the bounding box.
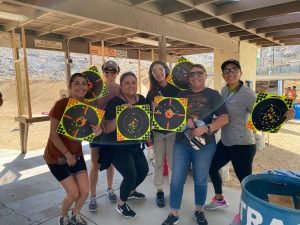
[295,103,300,119]
[239,174,300,225]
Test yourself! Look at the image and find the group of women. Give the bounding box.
[44,59,257,225]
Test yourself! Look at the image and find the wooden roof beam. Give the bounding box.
[159,1,191,15]
[6,0,238,52]
[283,41,300,46]
[256,22,300,34]
[229,31,250,37]
[274,34,300,41]
[217,25,241,33]
[188,0,280,45]
[248,39,273,44]
[201,18,228,28]
[193,0,218,4]
[239,35,261,41]
[232,1,300,23]
[246,13,300,29]
[261,43,280,47]
[129,0,154,5]
[182,10,212,22]
[216,0,295,16]
[279,38,300,43]
[177,0,217,5]
[266,28,300,38]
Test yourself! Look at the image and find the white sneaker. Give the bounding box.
[204,197,229,211]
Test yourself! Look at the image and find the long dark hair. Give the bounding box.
[148,61,169,100]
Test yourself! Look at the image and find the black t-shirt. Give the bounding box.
[101,94,148,146]
[146,83,180,104]
[146,83,180,134]
[176,88,228,144]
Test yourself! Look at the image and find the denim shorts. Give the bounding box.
[47,155,87,182]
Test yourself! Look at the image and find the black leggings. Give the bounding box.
[112,146,149,202]
[209,141,256,194]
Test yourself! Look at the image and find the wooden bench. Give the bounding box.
[15,114,50,153]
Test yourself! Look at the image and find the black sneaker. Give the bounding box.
[162,214,179,225]
[128,191,145,199]
[88,196,97,212]
[116,203,136,218]
[156,191,165,208]
[58,216,72,225]
[194,211,208,225]
[70,214,87,225]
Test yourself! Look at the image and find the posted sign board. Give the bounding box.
[34,39,63,50]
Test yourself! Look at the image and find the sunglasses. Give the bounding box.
[188,71,206,78]
[222,67,239,74]
[104,69,117,74]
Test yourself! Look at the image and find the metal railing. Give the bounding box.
[257,65,300,75]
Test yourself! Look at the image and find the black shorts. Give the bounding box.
[47,155,87,182]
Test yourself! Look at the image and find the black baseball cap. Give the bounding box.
[221,59,241,70]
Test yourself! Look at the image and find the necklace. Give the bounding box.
[121,93,138,104]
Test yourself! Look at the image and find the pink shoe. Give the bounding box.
[229,213,240,225]
[204,197,229,210]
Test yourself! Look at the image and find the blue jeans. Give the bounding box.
[170,140,216,210]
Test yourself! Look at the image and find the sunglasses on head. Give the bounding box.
[188,71,205,78]
[104,69,117,74]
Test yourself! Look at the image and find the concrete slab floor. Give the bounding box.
[0,145,241,225]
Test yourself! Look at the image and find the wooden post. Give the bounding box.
[101,40,105,64]
[89,42,93,66]
[151,48,154,61]
[158,34,166,63]
[11,29,23,115]
[65,39,71,86]
[21,26,32,119]
[138,49,141,94]
[12,29,28,153]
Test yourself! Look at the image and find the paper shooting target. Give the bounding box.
[152,97,187,132]
[116,104,151,141]
[166,57,193,90]
[56,98,105,142]
[246,93,294,133]
[82,66,109,102]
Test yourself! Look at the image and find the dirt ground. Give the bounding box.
[1,80,300,190]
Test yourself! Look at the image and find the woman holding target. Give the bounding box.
[146,61,180,208]
[103,72,149,218]
[205,60,257,225]
[162,64,229,225]
[44,73,102,225]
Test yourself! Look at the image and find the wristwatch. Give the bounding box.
[206,125,213,135]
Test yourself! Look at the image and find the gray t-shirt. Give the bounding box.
[221,85,256,146]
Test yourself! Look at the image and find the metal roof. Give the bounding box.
[0,0,299,56]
